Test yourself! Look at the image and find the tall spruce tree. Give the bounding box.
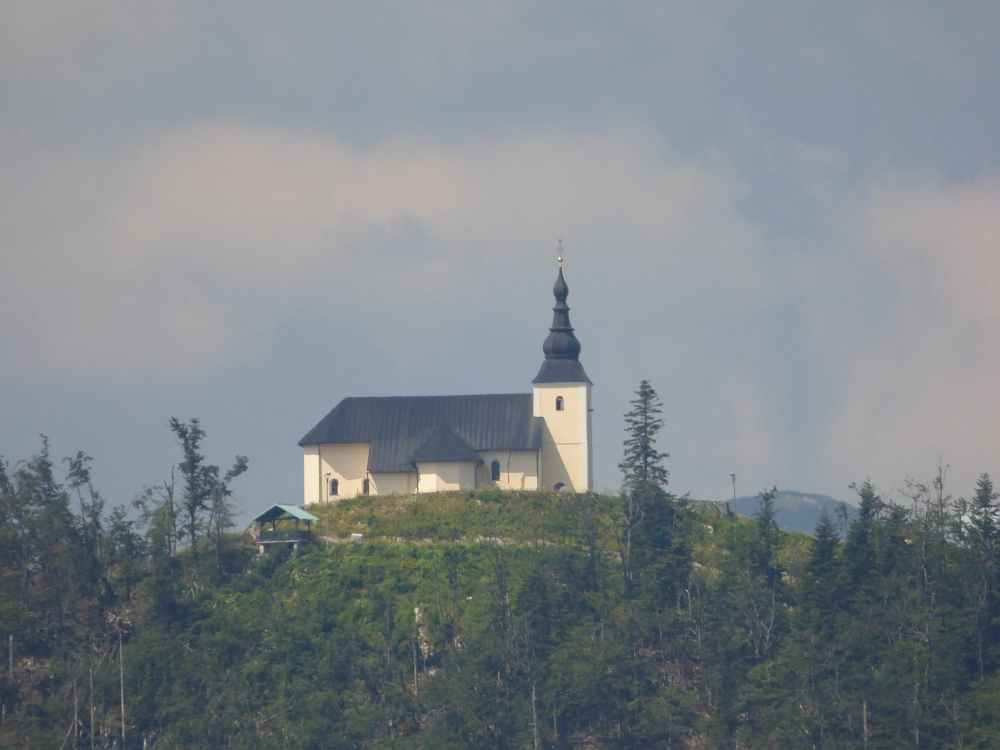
[804,509,841,633]
[970,473,999,555]
[619,380,669,492]
[616,380,672,599]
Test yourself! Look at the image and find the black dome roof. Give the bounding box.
[532,265,591,385]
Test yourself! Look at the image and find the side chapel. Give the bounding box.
[299,260,592,502]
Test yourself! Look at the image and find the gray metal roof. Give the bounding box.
[532,359,592,384]
[299,393,543,473]
[409,424,484,465]
[252,504,319,524]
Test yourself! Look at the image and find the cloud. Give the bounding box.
[7,116,998,502]
[0,121,763,382]
[815,174,1000,497]
[0,1,195,91]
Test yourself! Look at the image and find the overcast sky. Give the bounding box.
[3,2,999,519]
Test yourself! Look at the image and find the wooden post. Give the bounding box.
[119,632,125,748]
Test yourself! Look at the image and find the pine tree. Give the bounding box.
[616,380,671,600]
[845,479,880,586]
[804,509,841,633]
[970,473,999,556]
[618,380,669,492]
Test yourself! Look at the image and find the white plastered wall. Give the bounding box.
[476,450,540,490]
[304,442,371,504]
[533,383,592,492]
[416,461,478,492]
[370,472,416,495]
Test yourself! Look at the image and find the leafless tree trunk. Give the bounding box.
[119,632,125,749]
[531,682,540,750]
[614,491,643,599]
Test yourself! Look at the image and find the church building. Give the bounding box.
[299,261,592,502]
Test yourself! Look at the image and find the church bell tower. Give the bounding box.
[532,255,593,492]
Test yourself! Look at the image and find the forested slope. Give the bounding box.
[3,446,1000,747]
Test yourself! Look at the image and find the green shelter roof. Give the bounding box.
[252,504,319,524]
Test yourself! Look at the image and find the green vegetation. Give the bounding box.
[4,461,1000,747]
[3,402,1000,747]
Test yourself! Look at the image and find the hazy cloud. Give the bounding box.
[1,122,762,383]
[814,174,1000,498]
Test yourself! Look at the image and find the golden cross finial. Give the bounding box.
[557,239,563,267]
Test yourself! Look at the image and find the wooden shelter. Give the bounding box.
[251,504,319,553]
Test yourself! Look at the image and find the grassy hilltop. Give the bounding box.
[7,462,1000,748]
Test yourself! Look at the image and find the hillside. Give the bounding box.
[730,490,858,535]
[4,453,1000,748]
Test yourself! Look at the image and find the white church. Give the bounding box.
[299,261,593,502]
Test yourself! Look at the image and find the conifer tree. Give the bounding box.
[970,473,999,555]
[845,479,880,586]
[616,380,671,599]
[804,509,841,633]
[619,380,669,492]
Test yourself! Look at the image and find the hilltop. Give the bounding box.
[4,456,1000,748]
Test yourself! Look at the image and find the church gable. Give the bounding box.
[408,425,483,466]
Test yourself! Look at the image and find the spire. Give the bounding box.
[532,247,591,385]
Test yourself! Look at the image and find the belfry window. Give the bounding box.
[330,478,339,496]
[491,460,501,482]
[555,396,564,411]
[363,478,370,495]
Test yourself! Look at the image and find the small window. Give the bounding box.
[329,478,339,496]
[491,460,501,482]
[363,478,370,495]
[554,482,565,492]
[555,396,564,411]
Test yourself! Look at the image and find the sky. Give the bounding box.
[2,2,1000,521]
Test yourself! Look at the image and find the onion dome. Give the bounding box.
[532,258,591,385]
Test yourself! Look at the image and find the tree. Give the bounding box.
[970,473,999,556]
[168,418,248,560]
[844,479,881,586]
[802,509,841,634]
[616,380,671,599]
[618,380,669,493]
[962,473,1000,683]
[134,470,179,558]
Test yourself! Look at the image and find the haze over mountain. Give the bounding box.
[730,490,858,535]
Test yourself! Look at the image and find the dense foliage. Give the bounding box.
[3,444,1000,747]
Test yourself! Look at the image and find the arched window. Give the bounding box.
[491,460,501,482]
[363,478,370,495]
[555,396,564,411]
[554,482,565,492]
[329,478,339,496]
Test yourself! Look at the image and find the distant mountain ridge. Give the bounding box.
[730,490,857,535]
